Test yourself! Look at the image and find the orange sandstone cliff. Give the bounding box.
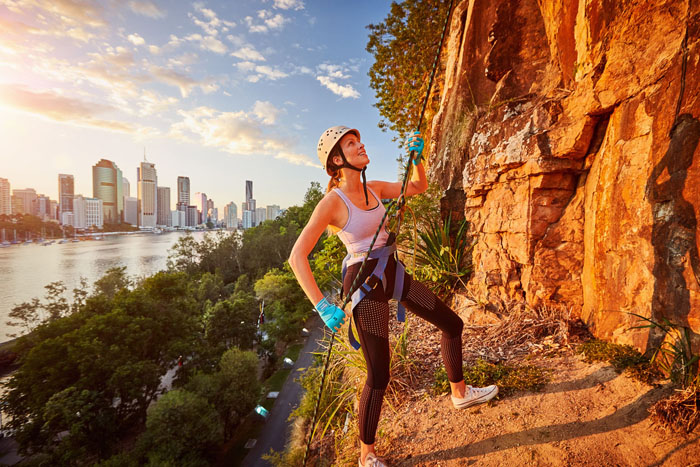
[428,0,700,352]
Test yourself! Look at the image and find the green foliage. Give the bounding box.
[577,338,661,384]
[411,214,473,295]
[93,266,131,300]
[2,271,200,460]
[0,213,63,239]
[139,389,223,466]
[6,277,89,337]
[629,313,699,387]
[255,265,313,345]
[311,234,345,293]
[186,348,260,438]
[366,0,451,139]
[433,359,551,398]
[203,294,258,351]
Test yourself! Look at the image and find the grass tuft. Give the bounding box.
[577,339,661,384]
[433,359,551,398]
[649,385,700,433]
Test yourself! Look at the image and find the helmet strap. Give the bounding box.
[337,146,369,206]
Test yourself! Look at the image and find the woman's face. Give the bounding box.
[336,132,368,167]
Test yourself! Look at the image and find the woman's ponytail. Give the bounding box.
[325,147,342,193]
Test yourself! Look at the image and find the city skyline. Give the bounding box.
[1,164,281,230]
[0,1,405,212]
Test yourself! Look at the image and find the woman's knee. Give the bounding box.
[365,364,390,389]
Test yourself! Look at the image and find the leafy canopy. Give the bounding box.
[366,0,451,140]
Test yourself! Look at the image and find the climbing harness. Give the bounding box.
[303,1,455,464]
[343,239,407,350]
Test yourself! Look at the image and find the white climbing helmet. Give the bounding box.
[317,125,360,169]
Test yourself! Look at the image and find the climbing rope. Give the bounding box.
[302,1,455,464]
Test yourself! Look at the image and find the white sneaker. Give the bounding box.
[451,384,499,409]
[359,452,388,467]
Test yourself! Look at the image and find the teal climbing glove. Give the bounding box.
[406,131,424,165]
[315,297,346,332]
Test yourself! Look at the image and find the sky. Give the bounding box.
[0,0,405,211]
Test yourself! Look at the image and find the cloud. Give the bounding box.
[318,63,349,79]
[185,33,227,54]
[150,66,216,97]
[189,3,235,36]
[236,62,288,82]
[127,33,145,46]
[252,65,288,81]
[231,46,265,62]
[236,61,256,72]
[127,1,165,18]
[0,83,136,132]
[316,76,359,99]
[168,52,199,67]
[245,10,288,33]
[170,104,317,167]
[252,100,280,125]
[315,62,360,99]
[272,0,304,10]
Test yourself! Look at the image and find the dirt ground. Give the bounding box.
[356,312,700,466]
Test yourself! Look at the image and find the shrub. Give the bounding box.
[433,359,550,398]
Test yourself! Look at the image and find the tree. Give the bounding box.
[2,271,200,460]
[255,266,312,344]
[140,389,223,466]
[166,233,200,275]
[366,0,450,140]
[203,295,258,351]
[93,266,131,299]
[185,348,260,437]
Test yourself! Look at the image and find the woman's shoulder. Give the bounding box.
[318,189,344,208]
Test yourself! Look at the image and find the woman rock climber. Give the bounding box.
[289,126,498,467]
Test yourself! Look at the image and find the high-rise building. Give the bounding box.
[194,192,207,224]
[0,178,11,216]
[185,205,198,227]
[58,174,74,216]
[255,207,266,226]
[73,195,103,229]
[123,177,130,198]
[34,195,51,220]
[12,188,37,215]
[92,159,123,224]
[157,186,171,227]
[266,204,281,221]
[224,202,237,229]
[244,180,256,224]
[177,176,190,206]
[138,161,157,228]
[245,180,253,204]
[49,200,58,220]
[242,210,254,229]
[124,196,138,226]
[171,210,185,228]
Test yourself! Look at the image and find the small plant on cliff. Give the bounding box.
[577,339,661,385]
[628,313,699,388]
[409,215,473,296]
[433,359,550,398]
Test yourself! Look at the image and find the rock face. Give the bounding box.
[429,0,700,352]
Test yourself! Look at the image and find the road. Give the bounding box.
[242,316,325,466]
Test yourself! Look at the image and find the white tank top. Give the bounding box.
[333,187,390,266]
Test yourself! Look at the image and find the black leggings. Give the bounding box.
[343,256,464,444]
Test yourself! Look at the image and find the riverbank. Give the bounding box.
[0,230,214,342]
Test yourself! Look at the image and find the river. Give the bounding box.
[0,231,212,343]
